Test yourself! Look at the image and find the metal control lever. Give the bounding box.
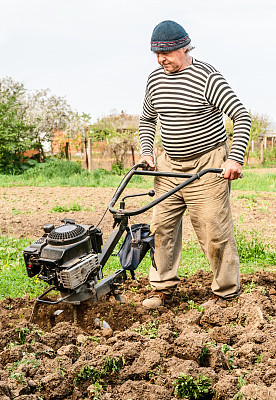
[122,190,155,202]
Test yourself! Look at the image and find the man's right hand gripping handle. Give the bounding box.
[140,155,155,171]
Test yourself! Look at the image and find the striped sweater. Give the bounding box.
[139,58,251,165]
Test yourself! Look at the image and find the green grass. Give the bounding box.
[179,229,275,275]
[0,159,275,191]
[235,227,276,266]
[0,227,275,300]
[231,171,275,192]
[0,236,48,300]
[0,159,152,189]
[236,194,257,209]
[50,202,84,213]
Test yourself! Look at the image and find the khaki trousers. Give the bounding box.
[150,144,240,299]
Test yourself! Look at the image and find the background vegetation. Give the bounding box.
[1,77,275,175]
[0,77,90,173]
[0,159,275,191]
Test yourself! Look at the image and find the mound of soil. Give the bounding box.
[0,270,276,400]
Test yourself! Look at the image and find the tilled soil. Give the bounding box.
[0,271,276,400]
[0,185,275,243]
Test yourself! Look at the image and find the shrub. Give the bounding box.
[23,158,84,179]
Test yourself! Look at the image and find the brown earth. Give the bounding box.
[0,183,275,243]
[0,271,276,400]
[0,171,275,400]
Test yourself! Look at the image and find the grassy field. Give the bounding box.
[0,236,48,300]
[0,159,275,191]
[231,171,275,191]
[0,159,150,188]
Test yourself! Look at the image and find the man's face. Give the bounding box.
[155,48,186,73]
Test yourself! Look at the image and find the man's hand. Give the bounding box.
[140,155,155,171]
[221,159,242,180]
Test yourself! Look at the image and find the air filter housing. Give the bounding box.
[47,223,86,245]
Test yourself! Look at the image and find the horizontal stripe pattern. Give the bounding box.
[139,58,251,164]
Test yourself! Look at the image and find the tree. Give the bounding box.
[23,88,72,159]
[90,111,140,168]
[0,80,35,172]
[248,111,270,140]
[224,111,271,163]
[0,77,91,163]
[248,112,272,164]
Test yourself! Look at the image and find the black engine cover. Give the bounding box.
[23,219,103,284]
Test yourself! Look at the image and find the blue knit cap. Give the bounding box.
[151,20,191,52]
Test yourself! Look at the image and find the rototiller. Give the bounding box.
[23,162,224,306]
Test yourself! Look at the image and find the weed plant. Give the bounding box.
[81,336,101,345]
[233,393,245,400]
[74,365,102,386]
[17,327,30,344]
[237,374,247,389]
[132,319,160,339]
[74,356,125,388]
[236,194,257,209]
[10,371,26,384]
[173,373,214,399]
[255,353,263,364]
[243,280,257,293]
[88,382,103,400]
[199,342,216,367]
[187,300,205,313]
[101,356,125,375]
[221,344,237,370]
[7,358,40,374]
[4,327,42,349]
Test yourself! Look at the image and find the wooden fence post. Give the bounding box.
[65,142,69,160]
[260,139,264,165]
[84,136,88,170]
[88,138,93,173]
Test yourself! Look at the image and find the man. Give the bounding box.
[139,20,251,309]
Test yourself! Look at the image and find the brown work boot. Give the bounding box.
[203,294,239,308]
[142,290,174,309]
